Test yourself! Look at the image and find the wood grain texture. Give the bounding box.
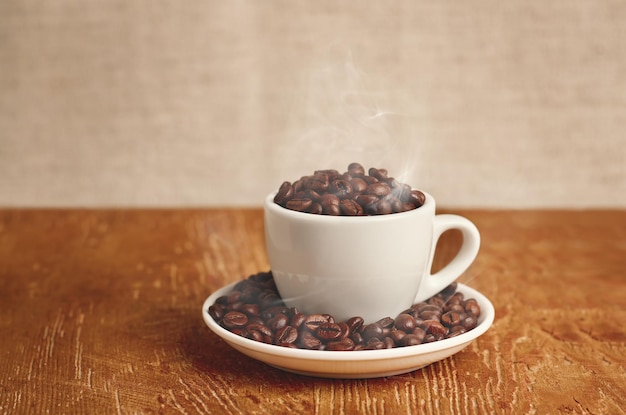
[0,209,624,414]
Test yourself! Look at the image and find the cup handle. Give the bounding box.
[415,214,481,302]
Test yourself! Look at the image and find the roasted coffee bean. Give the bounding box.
[290,313,306,329]
[462,314,478,330]
[261,292,280,305]
[376,317,395,329]
[303,314,330,332]
[391,183,411,201]
[346,316,364,334]
[390,198,404,213]
[261,306,289,320]
[327,338,355,351]
[420,310,442,321]
[275,326,299,344]
[364,201,380,215]
[399,202,417,212]
[399,333,423,347]
[448,326,466,337]
[292,179,304,193]
[315,323,343,341]
[362,323,384,341]
[246,323,272,338]
[227,291,242,304]
[375,200,393,215]
[320,193,340,207]
[409,190,426,207]
[428,296,446,308]
[412,327,426,342]
[355,193,379,209]
[208,304,226,321]
[308,202,323,214]
[323,203,341,215]
[240,287,261,303]
[390,329,406,343]
[274,181,294,206]
[247,317,264,326]
[382,337,394,349]
[383,192,399,206]
[299,331,323,350]
[330,179,353,198]
[337,322,350,339]
[445,304,466,314]
[464,299,481,316]
[376,200,393,215]
[441,311,465,328]
[421,320,448,336]
[239,303,260,317]
[368,167,387,181]
[248,330,264,342]
[277,342,299,349]
[398,308,420,319]
[215,295,229,306]
[340,199,363,216]
[424,334,439,343]
[350,178,368,193]
[248,271,272,283]
[286,198,312,212]
[229,301,244,311]
[222,311,248,328]
[308,174,329,192]
[351,332,364,345]
[267,314,289,331]
[365,338,385,350]
[316,168,340,176]
[366,182,391,197]
[448,292,465,306]
[293,190,307,200]
[347,162,365,176]
[230,328,248,337]
[209,272,482,351]
[233,279,249,291]
[394,314,417,332]
[417,303,442,313]
[422,334,443,343]
[385,177,400,189]
[306,189,322,201]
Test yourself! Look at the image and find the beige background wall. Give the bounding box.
[1,1,624,208]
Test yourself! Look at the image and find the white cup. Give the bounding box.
[264,191,480,323]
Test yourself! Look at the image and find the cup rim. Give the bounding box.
[264,190,434,221]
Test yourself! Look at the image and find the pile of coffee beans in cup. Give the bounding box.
[208,271,481,351]
[273,162,426,215]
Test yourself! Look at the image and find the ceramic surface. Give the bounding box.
[264,191,480,322]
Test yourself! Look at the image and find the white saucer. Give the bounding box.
[202,282,494,379]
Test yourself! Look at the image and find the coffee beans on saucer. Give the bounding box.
[273,162,426,215]
[208,271,481,351]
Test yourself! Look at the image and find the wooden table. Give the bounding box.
[1,208,624,414]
